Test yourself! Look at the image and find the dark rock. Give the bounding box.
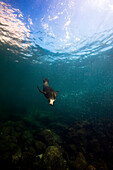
[12,148,22,165]
[65,143,77,158]
[22,130,33,145]
[21,152,35,169]
[35,140,46,154]
[94,161,108,170]
[74,152,87,170]
[43,145,67,170]
[40,129,56,146]
[33,159,43,170]
[29,146,36,155]
[0,135,18,153]
[86,164,96,170]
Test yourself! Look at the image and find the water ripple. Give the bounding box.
[0,1,113,64]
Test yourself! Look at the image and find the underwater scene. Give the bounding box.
[0,0,113,169]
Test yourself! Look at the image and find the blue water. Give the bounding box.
[0,1,113,169]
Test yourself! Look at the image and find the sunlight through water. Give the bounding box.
[0,0,113,63]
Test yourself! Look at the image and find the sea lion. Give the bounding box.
[37,78,58,105]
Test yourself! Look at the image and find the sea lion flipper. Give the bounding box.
[37,85,46,94]
[54,91,59,97]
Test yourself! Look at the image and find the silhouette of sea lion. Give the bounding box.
[37,78,58,105]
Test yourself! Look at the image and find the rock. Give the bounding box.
[53,133,62,145]
[94,161,108,170]
[0,151,11,162]
[2,126,13,136]
[0,135,17,153]
[29,146,36,155]
[22,130,33,145]
[74,152,87,170]
[35,140,46,154]
[43,145,67,170]
[21,152,35,169]
[12,148,22,164]
[86,164,96,170]
[40,129,55,146]
[65,144,77,158]
[33,159,43,170]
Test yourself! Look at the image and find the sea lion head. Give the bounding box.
[49,91,58,106]
[43,78,49,83]
[43,78,49,87]
[49,98,56,105]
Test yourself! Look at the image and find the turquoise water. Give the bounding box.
[0,1,113,169]
[1,44,113,123]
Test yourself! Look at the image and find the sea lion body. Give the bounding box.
[37,78,58,105]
